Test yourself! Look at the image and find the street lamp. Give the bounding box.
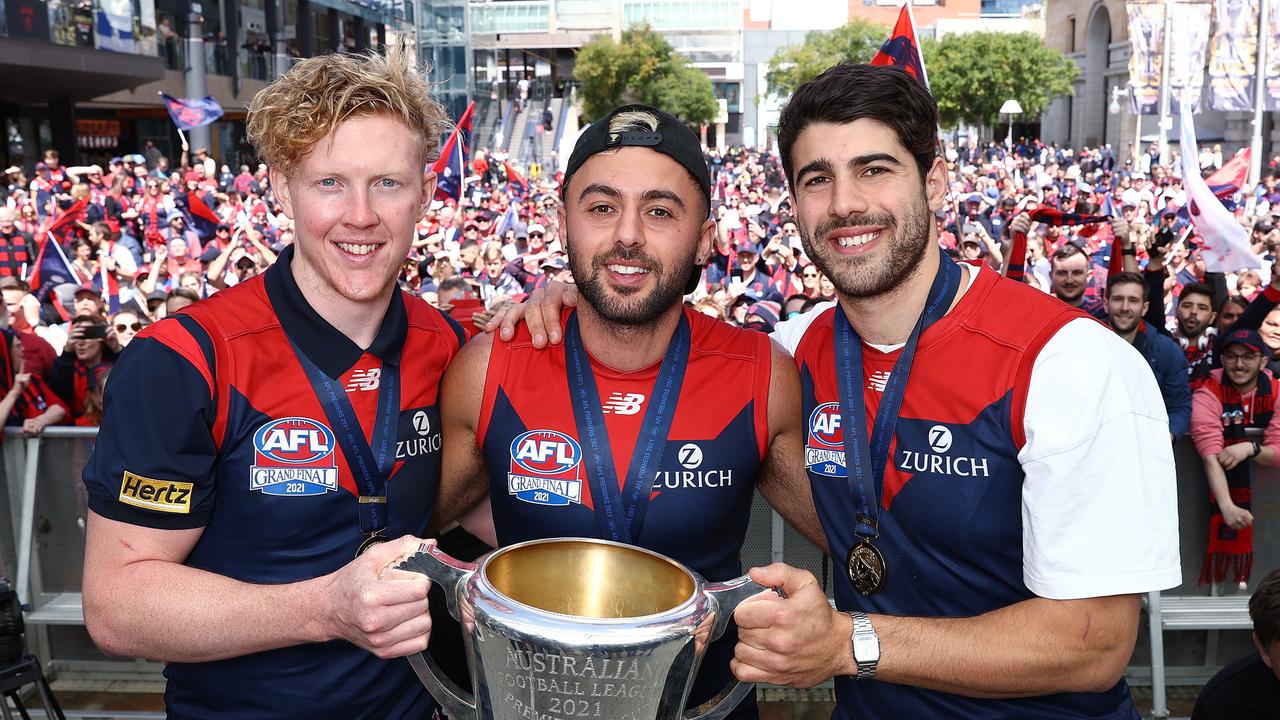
[999,98,1022,150]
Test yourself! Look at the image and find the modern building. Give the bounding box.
[463,0,744,155]
[1041,0,1277,163]
[742,0,1039,150]
[1,0,413,172]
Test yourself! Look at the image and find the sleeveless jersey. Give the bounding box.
[478,308,771,717]
[795,267,1139,719]
[83,246,463,719]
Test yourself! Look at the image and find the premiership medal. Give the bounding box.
[832,254,961,599]
[356,533,388,558]
[846,541,887,596]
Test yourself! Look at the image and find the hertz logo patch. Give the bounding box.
[118,472,193,514]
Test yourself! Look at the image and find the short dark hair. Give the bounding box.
[1251,568,1280,647]
[170,288,201,303]
[1106,271,1147,301]
[776,64,939,188]
[1178,282,1217,312]
[1051,242,1088,265]
[438,277,470,294]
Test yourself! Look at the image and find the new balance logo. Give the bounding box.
[602,392,645,415]
[868,371,891,393]
[345,368,381,392]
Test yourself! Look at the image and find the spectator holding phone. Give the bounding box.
[49,314,115,425]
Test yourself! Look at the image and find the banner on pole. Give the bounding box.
[1267,1,1280,110]
[1208,0,1258,112]
[1169,1,1213,113]
[1128,0,1165,114]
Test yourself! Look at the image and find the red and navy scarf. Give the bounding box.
[1200,372,1275,584]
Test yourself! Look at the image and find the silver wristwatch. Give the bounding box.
[847,611,880,680]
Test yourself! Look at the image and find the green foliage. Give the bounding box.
[923,32,1078,130]
[573,25,718,127]
[764,20,887,99]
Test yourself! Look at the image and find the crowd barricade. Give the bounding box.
[0,428,1274,708]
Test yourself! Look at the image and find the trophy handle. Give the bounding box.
[408,650,477,720]
[397,541,480,720]
[683,576,773,720]
[395,540,477,620]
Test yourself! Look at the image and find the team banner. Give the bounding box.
[1128,0,1165,114]
[94,0,135,53]
[1169,1,1213,113]
[1268,2,1280,110]
[1207,0,1257,111]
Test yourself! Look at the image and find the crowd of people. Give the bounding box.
[3,103,1280,569]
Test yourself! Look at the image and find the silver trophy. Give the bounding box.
[397,537,764,720]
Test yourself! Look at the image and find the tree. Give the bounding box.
[573,25,718,127]
[923,32,1078,132]
[764,20,887,100]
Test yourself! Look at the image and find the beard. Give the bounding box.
[1108,312,1140,335]
[798,189,933,299]
[1177,314,1206,339]
[568,242,696,327]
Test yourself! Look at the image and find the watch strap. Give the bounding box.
[848,611,879,680]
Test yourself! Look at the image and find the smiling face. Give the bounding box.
[788,119,944,300]
[558,146,714,327]
[272,114,435,314]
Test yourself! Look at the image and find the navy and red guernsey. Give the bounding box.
[795,268,1140,719]
[478,307,771,718]
[83,245,463,720]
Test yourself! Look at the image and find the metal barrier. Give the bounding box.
[2,426,1274,711]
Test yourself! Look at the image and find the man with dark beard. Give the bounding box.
[1105,271,1190,442]
[433,104,824,720]
[730,64,1179,719]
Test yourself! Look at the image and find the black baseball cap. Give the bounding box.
[1221,327,1265,354]
[562,104,710,211]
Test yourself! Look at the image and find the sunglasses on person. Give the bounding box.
[116,322,143,333]
[529,232,544,239]
[801,270,819,279]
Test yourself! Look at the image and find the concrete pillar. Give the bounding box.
[47,96,78,167]
[185,3,212,153]
[1224,111,1253,158]
[299,0,314,57]
[376,23,385,48]
[353,17,367,51]
[328,8,341,52]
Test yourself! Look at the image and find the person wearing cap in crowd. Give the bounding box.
[734,235,784,303]
[744,300,782,333]
[1190,327,1280,587]
[1104,271,1191,442]
[1191,567,1280,719]
[49,312,115,424]
[525,255,567,293]
[436,103,826,720]
[80,45,463,718]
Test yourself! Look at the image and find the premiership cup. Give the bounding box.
[396,537,764,720]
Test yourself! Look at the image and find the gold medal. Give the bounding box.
[356,533,387,558]
[846,541,887,596]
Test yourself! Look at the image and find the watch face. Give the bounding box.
[853,633,880,663]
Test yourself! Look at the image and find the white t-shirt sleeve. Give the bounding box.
[1019,318,1182,599]
[770,301,835,355]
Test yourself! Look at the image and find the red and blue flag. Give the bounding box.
[870,4,928,87]
[432,101,475,202]
[161,93,225,131]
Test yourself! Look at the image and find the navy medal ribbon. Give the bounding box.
[835,253,962,592]
[564,310,691,544]
[288,337,402,549]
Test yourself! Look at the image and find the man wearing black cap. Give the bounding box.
[1189,327,1280,587]
[435,104,824,720]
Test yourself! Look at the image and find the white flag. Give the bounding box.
[1179,104,1260,272]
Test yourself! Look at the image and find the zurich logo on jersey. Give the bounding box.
[508,430,583,506]
[250,417,339,496]
[805,402,848,478]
